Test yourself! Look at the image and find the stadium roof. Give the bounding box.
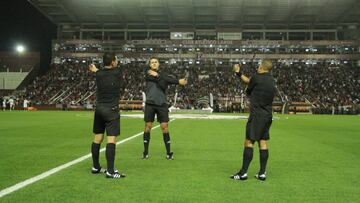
[29,0,360,30]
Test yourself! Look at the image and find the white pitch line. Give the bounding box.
[0,119,175,198]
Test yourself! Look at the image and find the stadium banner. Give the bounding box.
[53,39,359,46]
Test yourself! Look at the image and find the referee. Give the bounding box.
[89,52,125,179]
[230,59,276,181]
[142,57,187,160]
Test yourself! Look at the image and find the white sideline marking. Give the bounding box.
[122,114,281,120]
[0,119,175,198]
[123,114,249,120]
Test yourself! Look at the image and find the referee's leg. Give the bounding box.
[258,140,269,175]
[104,110,120,175]
[143,122,152,157]
[239,139,254,175]
[257,117,271,177]
[105,135,117,174]
[158,105,172,159]
[160,122,172,158]
[231,139,254,180]
[92,109,105,171]
[91,134,104,170]
[143,104,155,158]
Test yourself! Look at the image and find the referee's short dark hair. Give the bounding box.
[103,52,117,66]
[148,56,159,63]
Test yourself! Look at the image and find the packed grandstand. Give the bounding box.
[1,39,359,115]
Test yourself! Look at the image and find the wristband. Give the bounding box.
[236,70,244,77]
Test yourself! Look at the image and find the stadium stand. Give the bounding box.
[17,57,359,114]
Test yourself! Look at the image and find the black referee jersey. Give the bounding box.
[145,71,179,106]
[95,67,122,108]
[246,72,276,116]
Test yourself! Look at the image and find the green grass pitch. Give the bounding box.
[0,111,359,202]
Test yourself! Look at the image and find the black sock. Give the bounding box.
[240,147,253,174]
[106,143,116,174]
[163,133,171,154]
[143,132,150,155]
[91,142,101,169]
[259,149,269,175]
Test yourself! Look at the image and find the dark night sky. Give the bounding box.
[0,0,57,72]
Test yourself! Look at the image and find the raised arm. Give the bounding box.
[162,74,187,86]
[146,70,160,82]
[245,75,256,96]
[233,64,250,84]
[148,70,187,86]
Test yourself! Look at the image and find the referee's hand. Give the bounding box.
[179,78,187,86]
[233,64,241,73]
[89,64,98,73]
[148,70,158,77]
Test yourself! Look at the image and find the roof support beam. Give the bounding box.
[27,0,55,23]
[56,0,78,23]
[162,0,172,29]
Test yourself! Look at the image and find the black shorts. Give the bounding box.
[246,113,272,141]
[93,105,120,136]
[144,103,169,123]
